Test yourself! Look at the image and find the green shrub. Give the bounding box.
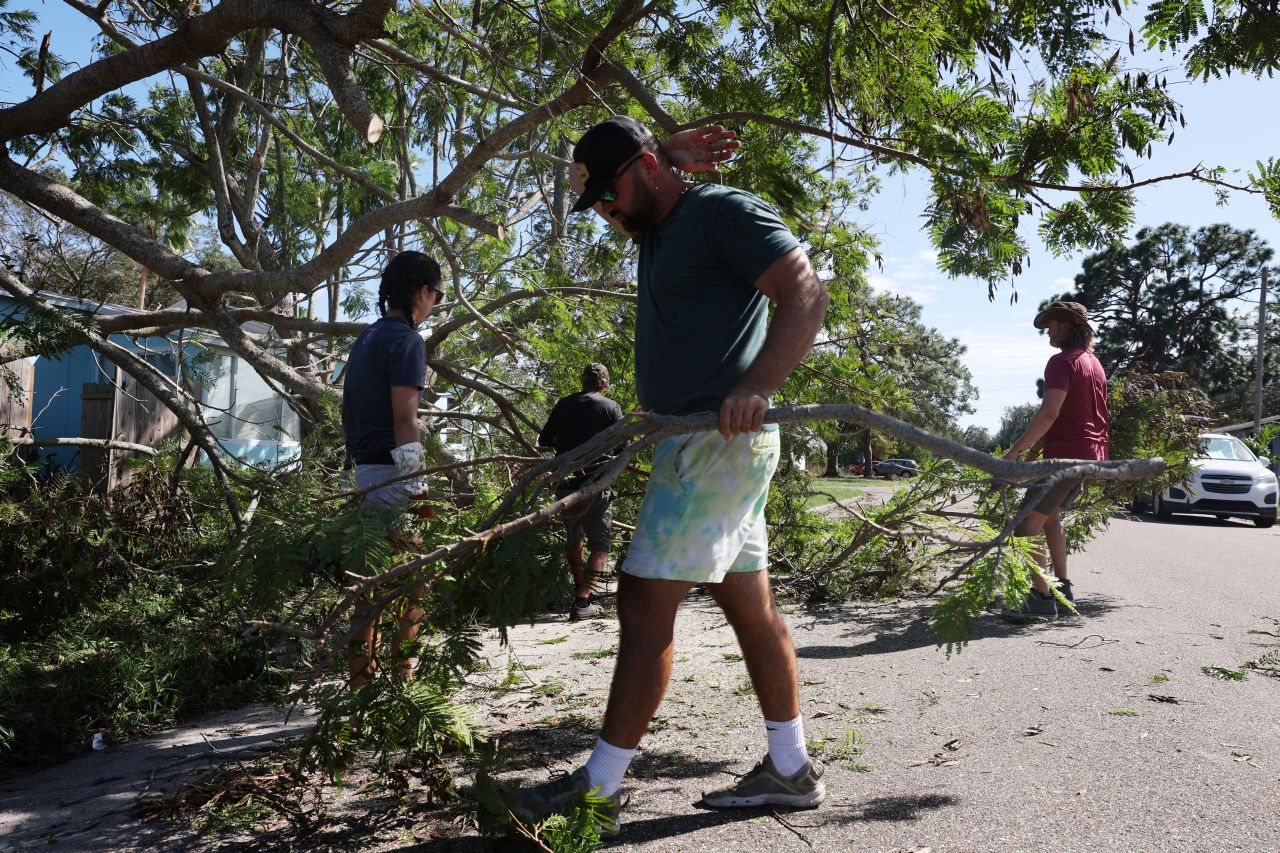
[0,449,288,771]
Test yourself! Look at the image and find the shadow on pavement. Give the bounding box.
[619,790,958,844]
[615,806,769,845]
[846,791,958,822]
[630,749,735,782]
[793,594,1127,660]
[1128,513,1263,529]
[490,717,598,772]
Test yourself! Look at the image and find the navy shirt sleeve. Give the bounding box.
[388,333,426,389]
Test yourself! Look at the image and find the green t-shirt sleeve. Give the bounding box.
[711,190,802,287]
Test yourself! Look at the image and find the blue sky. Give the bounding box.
[867,70,1280,430]
[3,3,1277,430]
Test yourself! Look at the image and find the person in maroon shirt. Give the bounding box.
[1002,301,1110,618]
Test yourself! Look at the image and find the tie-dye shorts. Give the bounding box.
[621,427,780,583]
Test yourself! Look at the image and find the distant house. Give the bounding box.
[0,291,300,489]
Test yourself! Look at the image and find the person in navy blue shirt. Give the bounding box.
[342,250,443,686]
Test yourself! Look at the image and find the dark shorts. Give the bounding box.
[555,487,614,553]
[1022,477,1086,517]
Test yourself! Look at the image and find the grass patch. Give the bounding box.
[571,646,617,660]
[803,476,910,510]
[803,477,871,509]
[538,635,570,645]
[1202,666,1246,681]
[1151,673,1171,683]
[809,725,871,771]
[1247,650,1280,679]
[531,679,566,698]
[1108,708,1139,716]
[722,652,744,662]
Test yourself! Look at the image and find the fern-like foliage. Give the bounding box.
[1145,0,1280,79]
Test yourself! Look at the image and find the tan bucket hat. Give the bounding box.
[1033,300,1092,331]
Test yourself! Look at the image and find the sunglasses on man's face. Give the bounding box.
[596,150,646,205]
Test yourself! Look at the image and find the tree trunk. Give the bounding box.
[824,441,840,477]
[861,429,876,479]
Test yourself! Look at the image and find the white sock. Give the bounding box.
[765,716,809,777]
[583,736,636,797]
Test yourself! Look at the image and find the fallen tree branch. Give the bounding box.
[286,405,1163,675]
[11,436,158,456]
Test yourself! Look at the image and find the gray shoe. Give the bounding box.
[507,767,621,836]
[570,598,601,621]
[701,755,826,808]
[1004,589,1057,619]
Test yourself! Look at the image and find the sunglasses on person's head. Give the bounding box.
[597,149,647,204]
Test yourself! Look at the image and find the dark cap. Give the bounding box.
[581,363,610,390]
[1033,300,1091,330]
[571,116,654,213]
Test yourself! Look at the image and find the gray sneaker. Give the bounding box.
[570,598,602,621]
[701,755,826,808]
[1004,589,1057,620]
[507,767,621,836]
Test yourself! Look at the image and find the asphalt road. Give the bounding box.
[482,510,1280,853]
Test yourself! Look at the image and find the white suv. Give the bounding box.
[1143,433,1278,528]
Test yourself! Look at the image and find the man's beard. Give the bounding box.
[614,180,660,233]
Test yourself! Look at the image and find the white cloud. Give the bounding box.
[869,274,941,305]
[951,326,1053,429]
[870,254,945,304]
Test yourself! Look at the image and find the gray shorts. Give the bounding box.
[556,487,614,553]
[1022,477,1086,517]
[354,463,416,511]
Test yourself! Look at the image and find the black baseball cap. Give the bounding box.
[570,116,654,213]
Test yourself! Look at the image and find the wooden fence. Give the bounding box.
[80,371,183,492]
[0,359,34,438]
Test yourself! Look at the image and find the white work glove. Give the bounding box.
[391,441,429,495]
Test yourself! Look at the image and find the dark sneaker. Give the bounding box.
[570,598,601,621]
[1003,589,1057,620]
[1056,578,1074,602]
[507,767,622,836]
[701,755,826,808]
[1054,579,1078,618]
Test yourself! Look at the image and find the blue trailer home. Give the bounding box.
[0,290,301,487]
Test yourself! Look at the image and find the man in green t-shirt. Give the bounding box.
[510,117,830,834]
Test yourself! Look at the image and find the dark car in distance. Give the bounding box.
[874,458,920,477]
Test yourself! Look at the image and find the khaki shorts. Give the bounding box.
[621,428,780,583]
[555,487,614,553]
[1022,477,1086,516]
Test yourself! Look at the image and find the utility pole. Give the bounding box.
[1255,266,1269,433]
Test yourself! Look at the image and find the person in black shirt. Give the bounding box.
[538,363,624,620]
